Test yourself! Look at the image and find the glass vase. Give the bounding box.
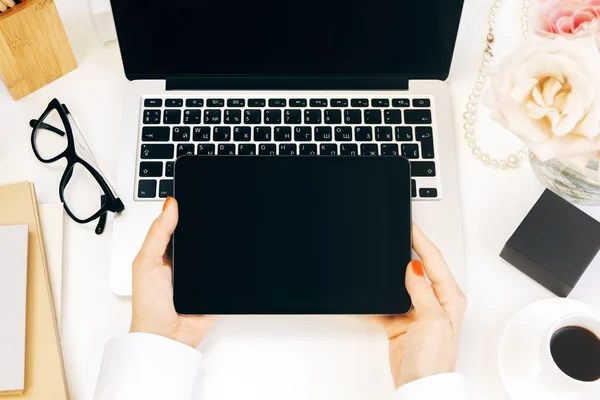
[530,154,600,205]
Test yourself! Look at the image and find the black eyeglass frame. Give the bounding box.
[30,98,125,234]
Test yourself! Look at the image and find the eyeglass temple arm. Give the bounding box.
[29,119,66,137]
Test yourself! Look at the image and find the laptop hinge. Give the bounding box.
[166,76,409,91]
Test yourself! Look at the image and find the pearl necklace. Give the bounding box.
[463,0,531,169]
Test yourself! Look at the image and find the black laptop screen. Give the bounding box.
[110,0,465,80]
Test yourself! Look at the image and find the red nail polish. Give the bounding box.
[162,196,172,212]
[411,260,424,277]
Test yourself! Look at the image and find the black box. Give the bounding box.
[500,190,600,297]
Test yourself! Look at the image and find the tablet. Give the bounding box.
[173,156,412,315]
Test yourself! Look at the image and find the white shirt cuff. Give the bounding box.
[94,333,203,400]
[394,373,466,400]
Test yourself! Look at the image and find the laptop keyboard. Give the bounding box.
[137,97,440,200]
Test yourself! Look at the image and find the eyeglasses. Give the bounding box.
[30,98,125,235]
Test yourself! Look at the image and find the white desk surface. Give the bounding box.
[2,0,600,399]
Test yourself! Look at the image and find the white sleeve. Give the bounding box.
[393,373,467,400]
[94,333,203,400]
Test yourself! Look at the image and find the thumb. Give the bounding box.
[405,260,444,316]
[139,197,179,260]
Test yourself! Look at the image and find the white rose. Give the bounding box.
[485,35,600,169]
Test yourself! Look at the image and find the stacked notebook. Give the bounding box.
[0,182,68,399]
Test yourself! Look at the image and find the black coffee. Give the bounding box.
[550,326,600,382]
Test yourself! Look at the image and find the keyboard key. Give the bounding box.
[319,144,338,155]
[204,110,221,124]
[413,99,431,108]
[405,109,432,124]
[410,162,436,177]
[300,144,318,155]
[360,144,379,156]
[384,110,402,124]
[376,127,393,141]
[142,127,170,141]
[259,144,276,155]
[331,99,348,107]
[289,99,307,107]
[411,179,417,198]
[274,126,292,141]
[143,110,161,124]
[172,126,191,141]
[165,99,183,107]
[279,144,297,155]
[176,144,195,157]
[138,180,157,198]
[214,127,231,141]
[249,99,266,107]
[254,127,272,141]
[344,110,362,124]
[166,161,174,177]
[144,99,162,107]
[186,99,204,107]
[224,110,242,124]
[364,110,382,124]
[381,144,399,155]
[139,162,162,177]
[315,127,333,141]
[324,110,342,124]
[395,127,413,141]
[341,144,358,155]
[401,144,419,159]
[218,144,236,155]
[193,126,211,141]
[372,99,389,107]
[197,144,215,155]
[392,99,410,107]
[416,127,435,159]
[141,144,174,159]
[233,127,251,141]
[164,110,182,124]
[294,127,312,141]
[183,110,201,124]
[335,127,352,141]
[159,180,174,198]
[351,99,369,107]
[355,126,373,141]
[244,110,261,124]
[285,109,302,124]
[419,188,438,198]
[264,109,282,124]
[269,99,287,107]
[227,99,245,107]
[207,99,225,107]
[304,109,321,124]
[238,144,257,155]
[310,99,328,107]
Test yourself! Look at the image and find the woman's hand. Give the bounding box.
[130,197,214,348]
[373,224,467,388]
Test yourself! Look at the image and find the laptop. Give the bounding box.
[108,0,468,296]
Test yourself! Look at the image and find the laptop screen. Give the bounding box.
[111,0,464,80]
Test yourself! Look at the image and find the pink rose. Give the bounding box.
[532,0,600,38]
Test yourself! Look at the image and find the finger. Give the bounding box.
[405,260,444,317]
[139,197,179,261]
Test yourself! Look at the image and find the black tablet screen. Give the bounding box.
[173,156,412,314]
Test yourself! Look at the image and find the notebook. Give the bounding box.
[0,182,68,399]
[0,225,28,395]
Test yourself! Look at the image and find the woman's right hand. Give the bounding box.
[373,224,467,388]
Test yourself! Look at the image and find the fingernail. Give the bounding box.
[411,260,424,277]
[162,196,172,212]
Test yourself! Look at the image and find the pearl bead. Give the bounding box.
[465,133,474,141]
[473,148,482,158]
[508,155,519,167]
[499,161,507,169]
[481,155,490,165]
[518,151,526,160]
[463,112,475,121]
[484,52,492,61]
[469,94,478,103]
[466,103,476,112]
[475,82,483,90]
[468,141,476,149]
[491,6,498,13]
[490,160,499,168]
[489,14,496,21]
[481,60,490,68]
[472,88,481,97]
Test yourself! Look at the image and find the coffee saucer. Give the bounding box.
[498,298,600,400]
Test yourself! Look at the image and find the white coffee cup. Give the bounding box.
[539,313,600,397]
